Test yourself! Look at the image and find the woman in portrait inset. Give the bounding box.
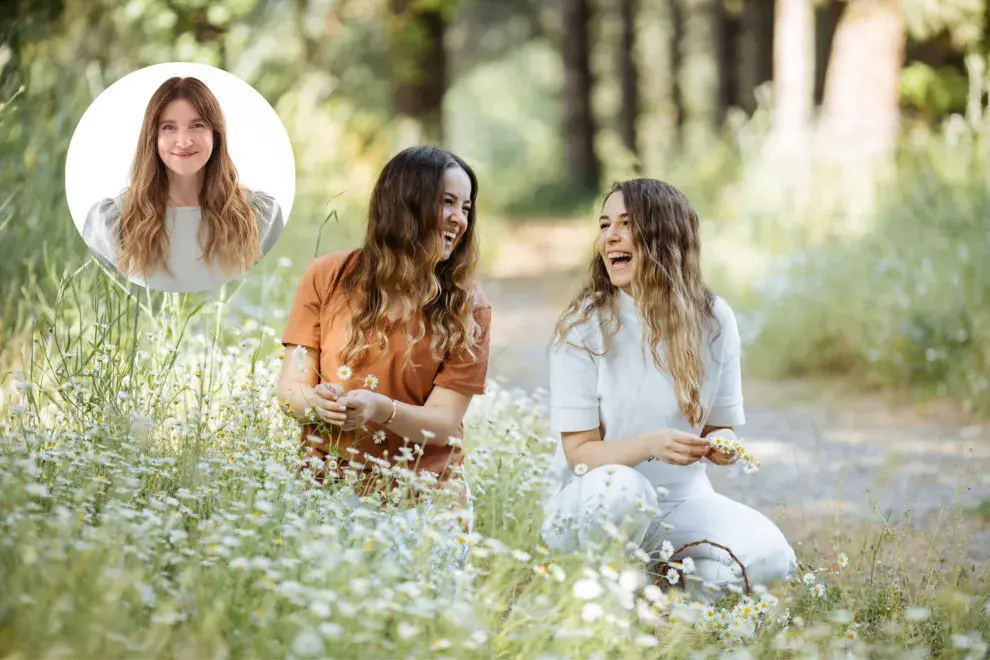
[541,178,797,602]
[82,76,284,293]
[276,145,490,524]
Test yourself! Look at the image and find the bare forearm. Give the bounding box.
[376,399,459,446]
[564,433,657,472]
[276,381,323,423]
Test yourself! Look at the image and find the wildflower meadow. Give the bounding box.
[3,1,990,656]
[1,256,988,660]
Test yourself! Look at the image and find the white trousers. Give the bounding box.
[541,465,797,601]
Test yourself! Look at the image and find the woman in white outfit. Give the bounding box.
[540,178,797,601]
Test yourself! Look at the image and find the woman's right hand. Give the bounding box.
[648,429,711,465]
[307,383,348,424]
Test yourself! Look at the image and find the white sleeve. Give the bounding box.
[549,325,601,434]
[250,190,285,257]
[81,198,121,270]
[706,300,746,426]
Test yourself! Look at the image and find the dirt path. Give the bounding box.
[479,222,990,559]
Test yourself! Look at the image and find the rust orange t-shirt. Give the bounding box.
[281,249,491,487]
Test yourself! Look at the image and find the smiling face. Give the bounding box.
[438,165,472,261]
[597,189,637,294]
[156,98,214,177]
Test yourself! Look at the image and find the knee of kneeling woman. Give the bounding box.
[745,541,798,589]
[582,464,659,517]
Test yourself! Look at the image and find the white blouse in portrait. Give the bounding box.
[81,189,285,293]
[542,289,746,507]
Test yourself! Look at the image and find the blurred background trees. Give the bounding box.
[1,0,989,411]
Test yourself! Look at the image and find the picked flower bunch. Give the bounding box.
[705,428,760,474]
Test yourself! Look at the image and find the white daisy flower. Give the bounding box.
[336,365,352,380]
[574,463,589,476]
[364,374,378,390]
[581,602,604,622]
[659,540,675,561]
[838,552,849,568]
[573,578,603,600]
[634,634,659,648]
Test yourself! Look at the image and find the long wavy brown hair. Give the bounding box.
[333,146,483,370]
[551,179,717,426]
[116,76,259,278]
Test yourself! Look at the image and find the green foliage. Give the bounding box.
[743,116,990,413]
[901,62,971,118]
[903,0,986,50]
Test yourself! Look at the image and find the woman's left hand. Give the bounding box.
[336,389,389,431]
[705,446,737,466]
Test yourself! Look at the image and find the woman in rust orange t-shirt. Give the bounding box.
[276,146,491,500]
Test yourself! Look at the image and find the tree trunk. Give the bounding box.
[813,0,844,106]
[389,0,447,146]
[737,0,774,114]
[714,0,741,124]
[562,0,600,192]
[772,0,815,147]
[668,0,685,132]
[819,0,905,163]
[618,0,639,162]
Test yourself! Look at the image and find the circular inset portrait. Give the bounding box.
[65,62,295,293]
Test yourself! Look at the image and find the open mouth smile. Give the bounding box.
[606,250,633,269]
[442,229,458,249]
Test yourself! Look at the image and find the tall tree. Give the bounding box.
[813,0,844,105]
[819,0,905,164]
[618,0,640,162]
[714,0,742,124]
[739,0,774,113]
[771,0,815,149]
[668,0,686,132]
[389,0,448,146]
[562,0,600,192]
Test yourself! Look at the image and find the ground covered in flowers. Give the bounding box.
[1,269,988,659]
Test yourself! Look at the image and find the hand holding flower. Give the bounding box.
[336,389,390,431]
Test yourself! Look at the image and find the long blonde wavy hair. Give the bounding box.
[551,179,717,426]
[332,146,483,370]
[116,76,260,278]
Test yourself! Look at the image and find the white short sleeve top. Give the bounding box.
[541,289,745,506]
[81,189,285,293]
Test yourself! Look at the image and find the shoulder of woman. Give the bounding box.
[708,295,741,344]
[83,196,122,235]
[245,189,282,224]
[554,301,605,352]
[300,249,361,292]
[711,295,738,326]
[465,282,491,312]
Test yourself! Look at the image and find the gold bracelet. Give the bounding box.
[382,397,397,426]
